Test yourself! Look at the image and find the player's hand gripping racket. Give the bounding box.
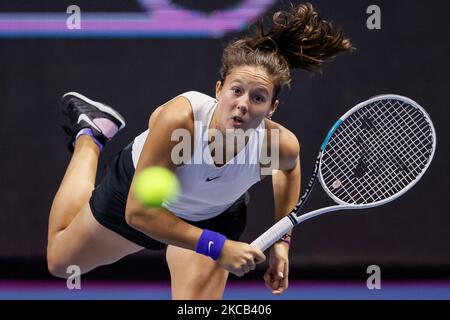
[251,94,436,252]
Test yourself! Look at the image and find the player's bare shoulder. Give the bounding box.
[143,95,195,167]
[263,118,300,171]
[148,95,194,133]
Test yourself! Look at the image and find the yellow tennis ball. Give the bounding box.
[133,166,180,208]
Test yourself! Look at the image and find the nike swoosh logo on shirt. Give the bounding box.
[208,241,214,255]
[206,176,221,182]
[77,114,101,132]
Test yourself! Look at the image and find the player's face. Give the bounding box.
[215,65,278,132]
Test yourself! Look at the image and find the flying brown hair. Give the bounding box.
[220,3,354,100]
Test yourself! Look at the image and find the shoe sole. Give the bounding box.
[61,92,126,129]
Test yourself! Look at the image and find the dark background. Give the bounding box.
[0,0,449,281]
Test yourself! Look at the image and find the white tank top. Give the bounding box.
[131,91,265,221]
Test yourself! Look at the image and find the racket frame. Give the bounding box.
[251,94,436,252]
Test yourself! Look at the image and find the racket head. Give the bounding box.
[318,94,436,207]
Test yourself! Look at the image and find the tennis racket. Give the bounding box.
[251,94,436,252]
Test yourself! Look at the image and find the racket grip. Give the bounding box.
[250,216,295,252]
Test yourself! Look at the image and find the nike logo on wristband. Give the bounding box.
[208,241,214,255]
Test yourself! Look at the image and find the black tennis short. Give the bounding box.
[89,144,249,250]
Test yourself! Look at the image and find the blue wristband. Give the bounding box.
[195,229,227,260]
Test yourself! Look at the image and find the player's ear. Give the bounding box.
[266,99,279,120]
[215,80,223,101]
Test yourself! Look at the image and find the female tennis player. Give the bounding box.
[47,3,353,299]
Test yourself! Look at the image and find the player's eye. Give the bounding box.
[232,87,242,95]
[253,95,265,103]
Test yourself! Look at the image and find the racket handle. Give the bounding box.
[250,216,295,252]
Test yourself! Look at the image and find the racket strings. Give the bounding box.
[341,102,430,198]
[335,101,432,202]
[321,98,434,205]
[333,102,431,202]
[359,103,430,197]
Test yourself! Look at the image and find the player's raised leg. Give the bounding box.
[48,92,125,235]
[47,93,142,277]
